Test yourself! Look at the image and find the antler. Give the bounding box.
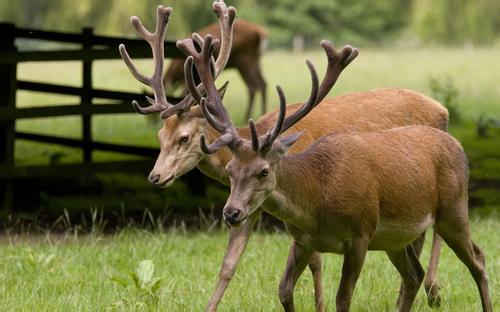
[119,1,236,118]
[251,40,359,151]
[183,35,358,154]
[180,35,241,154]
[250,41,358,151]
[119,5,172,114]
[255,61,319,151]
[279,41,359,133]
[316,41,358,103]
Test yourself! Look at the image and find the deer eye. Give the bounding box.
[260,168,269,178]
[179,135,190,144]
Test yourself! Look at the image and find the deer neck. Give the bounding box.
[263,155,322,234]
[196,123,233,186]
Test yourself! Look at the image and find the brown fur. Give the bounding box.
[163,19,268,118]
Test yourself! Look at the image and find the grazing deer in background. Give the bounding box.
[163,19,268,120]
[186,35,492,312]
[121,2,448,310]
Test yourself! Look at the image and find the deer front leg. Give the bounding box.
[205,209,262,312]
[336,237,370,312]
[279,241,315,312]
[308,252,325,312]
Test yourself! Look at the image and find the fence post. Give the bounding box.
[81,27,93,162]
[0,23,17,214]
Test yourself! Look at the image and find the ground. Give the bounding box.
[0,211,498,311]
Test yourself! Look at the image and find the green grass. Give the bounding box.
[1,212,498,311]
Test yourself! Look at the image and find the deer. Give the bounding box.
[120,2,447,310]
[185,34,493,312]
[162,19,268,120]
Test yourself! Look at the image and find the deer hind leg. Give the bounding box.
[279,241,315,312]
[435,217,492,312]
[387,245,425,312]
[424,231,442,307]
[394,232,425,309]
[253,64,267,115]
[308,252,325,312]
[406,231,443,308]
[237,62,258,120]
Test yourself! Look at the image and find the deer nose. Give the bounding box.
[223,208,242,224]
[148,173,160,185]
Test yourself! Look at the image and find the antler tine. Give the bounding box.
[200,132,235,154]
[212,0,236,75]
[248,119,259,151]
[277,60,320,136]
[184,56,203,104]
[258,86,287,150]
[316,40,359,103]
[199,97,227,134]
[119,5,173,115]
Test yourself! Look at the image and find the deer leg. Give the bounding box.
[237,61,258,120]
[425,231,442,307]
[279,241,315,312]
[435,220,492,312]
[245,87,257,120]
[205,209,262,312]
[387,245,425,312]
[336,237,370,312]
[395,232,424,306]
[253,64,267,115]
[308,252,325,312]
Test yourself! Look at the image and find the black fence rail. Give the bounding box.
[0,23,185,213]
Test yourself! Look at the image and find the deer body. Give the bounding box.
[263,126,461,253]
[221,125,491,311]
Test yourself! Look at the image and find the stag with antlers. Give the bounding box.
[186,35,492,312]
[120,2,450,310]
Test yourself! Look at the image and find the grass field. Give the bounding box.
[1,211,498,311]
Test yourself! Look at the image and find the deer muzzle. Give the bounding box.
[222,205,246,226]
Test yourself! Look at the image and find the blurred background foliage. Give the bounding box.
[1,0,500,48]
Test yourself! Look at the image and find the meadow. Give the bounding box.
[0,212,498,311]
[3,46,500,310]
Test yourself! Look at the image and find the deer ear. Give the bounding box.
[277,131,303,151]
[217,81,229,100]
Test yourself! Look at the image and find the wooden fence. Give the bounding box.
[0,23,186,214]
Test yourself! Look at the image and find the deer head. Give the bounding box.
[183,35,358,225]
[120,1,235,187]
